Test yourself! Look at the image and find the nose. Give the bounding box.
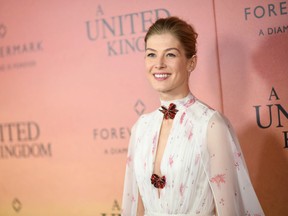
[154,56,166,69]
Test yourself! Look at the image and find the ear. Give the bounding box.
[187,55,197,73]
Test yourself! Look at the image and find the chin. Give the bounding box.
[150,84,170,92]
[150,86,167,92]
[155,89,172,95]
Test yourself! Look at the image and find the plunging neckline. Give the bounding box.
[150,93,196,198]
[152,93,195,173]
[152,112,176,198]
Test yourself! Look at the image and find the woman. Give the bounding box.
[122,17,264,216]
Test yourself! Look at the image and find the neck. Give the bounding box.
[158,89,190,101]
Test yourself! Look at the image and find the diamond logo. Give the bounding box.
[0,24,7,38]
[134,99,146,116]
[12,198,22,212]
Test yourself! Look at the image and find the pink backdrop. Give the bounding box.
[0,0,287,215]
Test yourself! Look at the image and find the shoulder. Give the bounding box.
[136,110,157,124]
[186,99,234,133]
[131,110,158,131]
[185,99,217,121]
[207,111,234,139]
[209,111,227,126]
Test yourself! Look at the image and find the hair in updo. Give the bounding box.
[144,16,198,59]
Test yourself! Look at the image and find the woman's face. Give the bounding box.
[145,33,195,100]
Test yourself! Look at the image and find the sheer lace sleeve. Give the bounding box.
[121,122,139,216]
[206,112,264,216]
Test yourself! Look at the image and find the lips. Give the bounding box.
[153,73,171,80]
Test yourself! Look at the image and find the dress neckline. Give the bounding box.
[160,92,196,110]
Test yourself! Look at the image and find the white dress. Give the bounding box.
[122,93,264,216]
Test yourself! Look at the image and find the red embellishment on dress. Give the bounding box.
[159,103,178,119]
[151,174,166,189]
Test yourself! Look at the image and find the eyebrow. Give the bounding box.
[145,47,181,53]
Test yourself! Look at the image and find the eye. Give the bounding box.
[166,53,176,58]
[146,52,156,58]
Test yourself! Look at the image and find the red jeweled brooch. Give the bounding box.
[151,174,166,189]
[159,103,178,120]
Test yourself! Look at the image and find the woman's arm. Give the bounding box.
[206,112,264,215]
[207,113,243,215]
[122,122,140,215]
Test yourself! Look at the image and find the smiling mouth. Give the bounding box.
[153,73,171,79]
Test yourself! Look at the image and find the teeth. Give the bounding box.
[154,74,170,78]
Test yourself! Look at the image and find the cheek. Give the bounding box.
[176,63,189,79]
[174,62,186,73]
[145,61,154,72]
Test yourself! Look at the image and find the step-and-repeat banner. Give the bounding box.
[0,0,287,215]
